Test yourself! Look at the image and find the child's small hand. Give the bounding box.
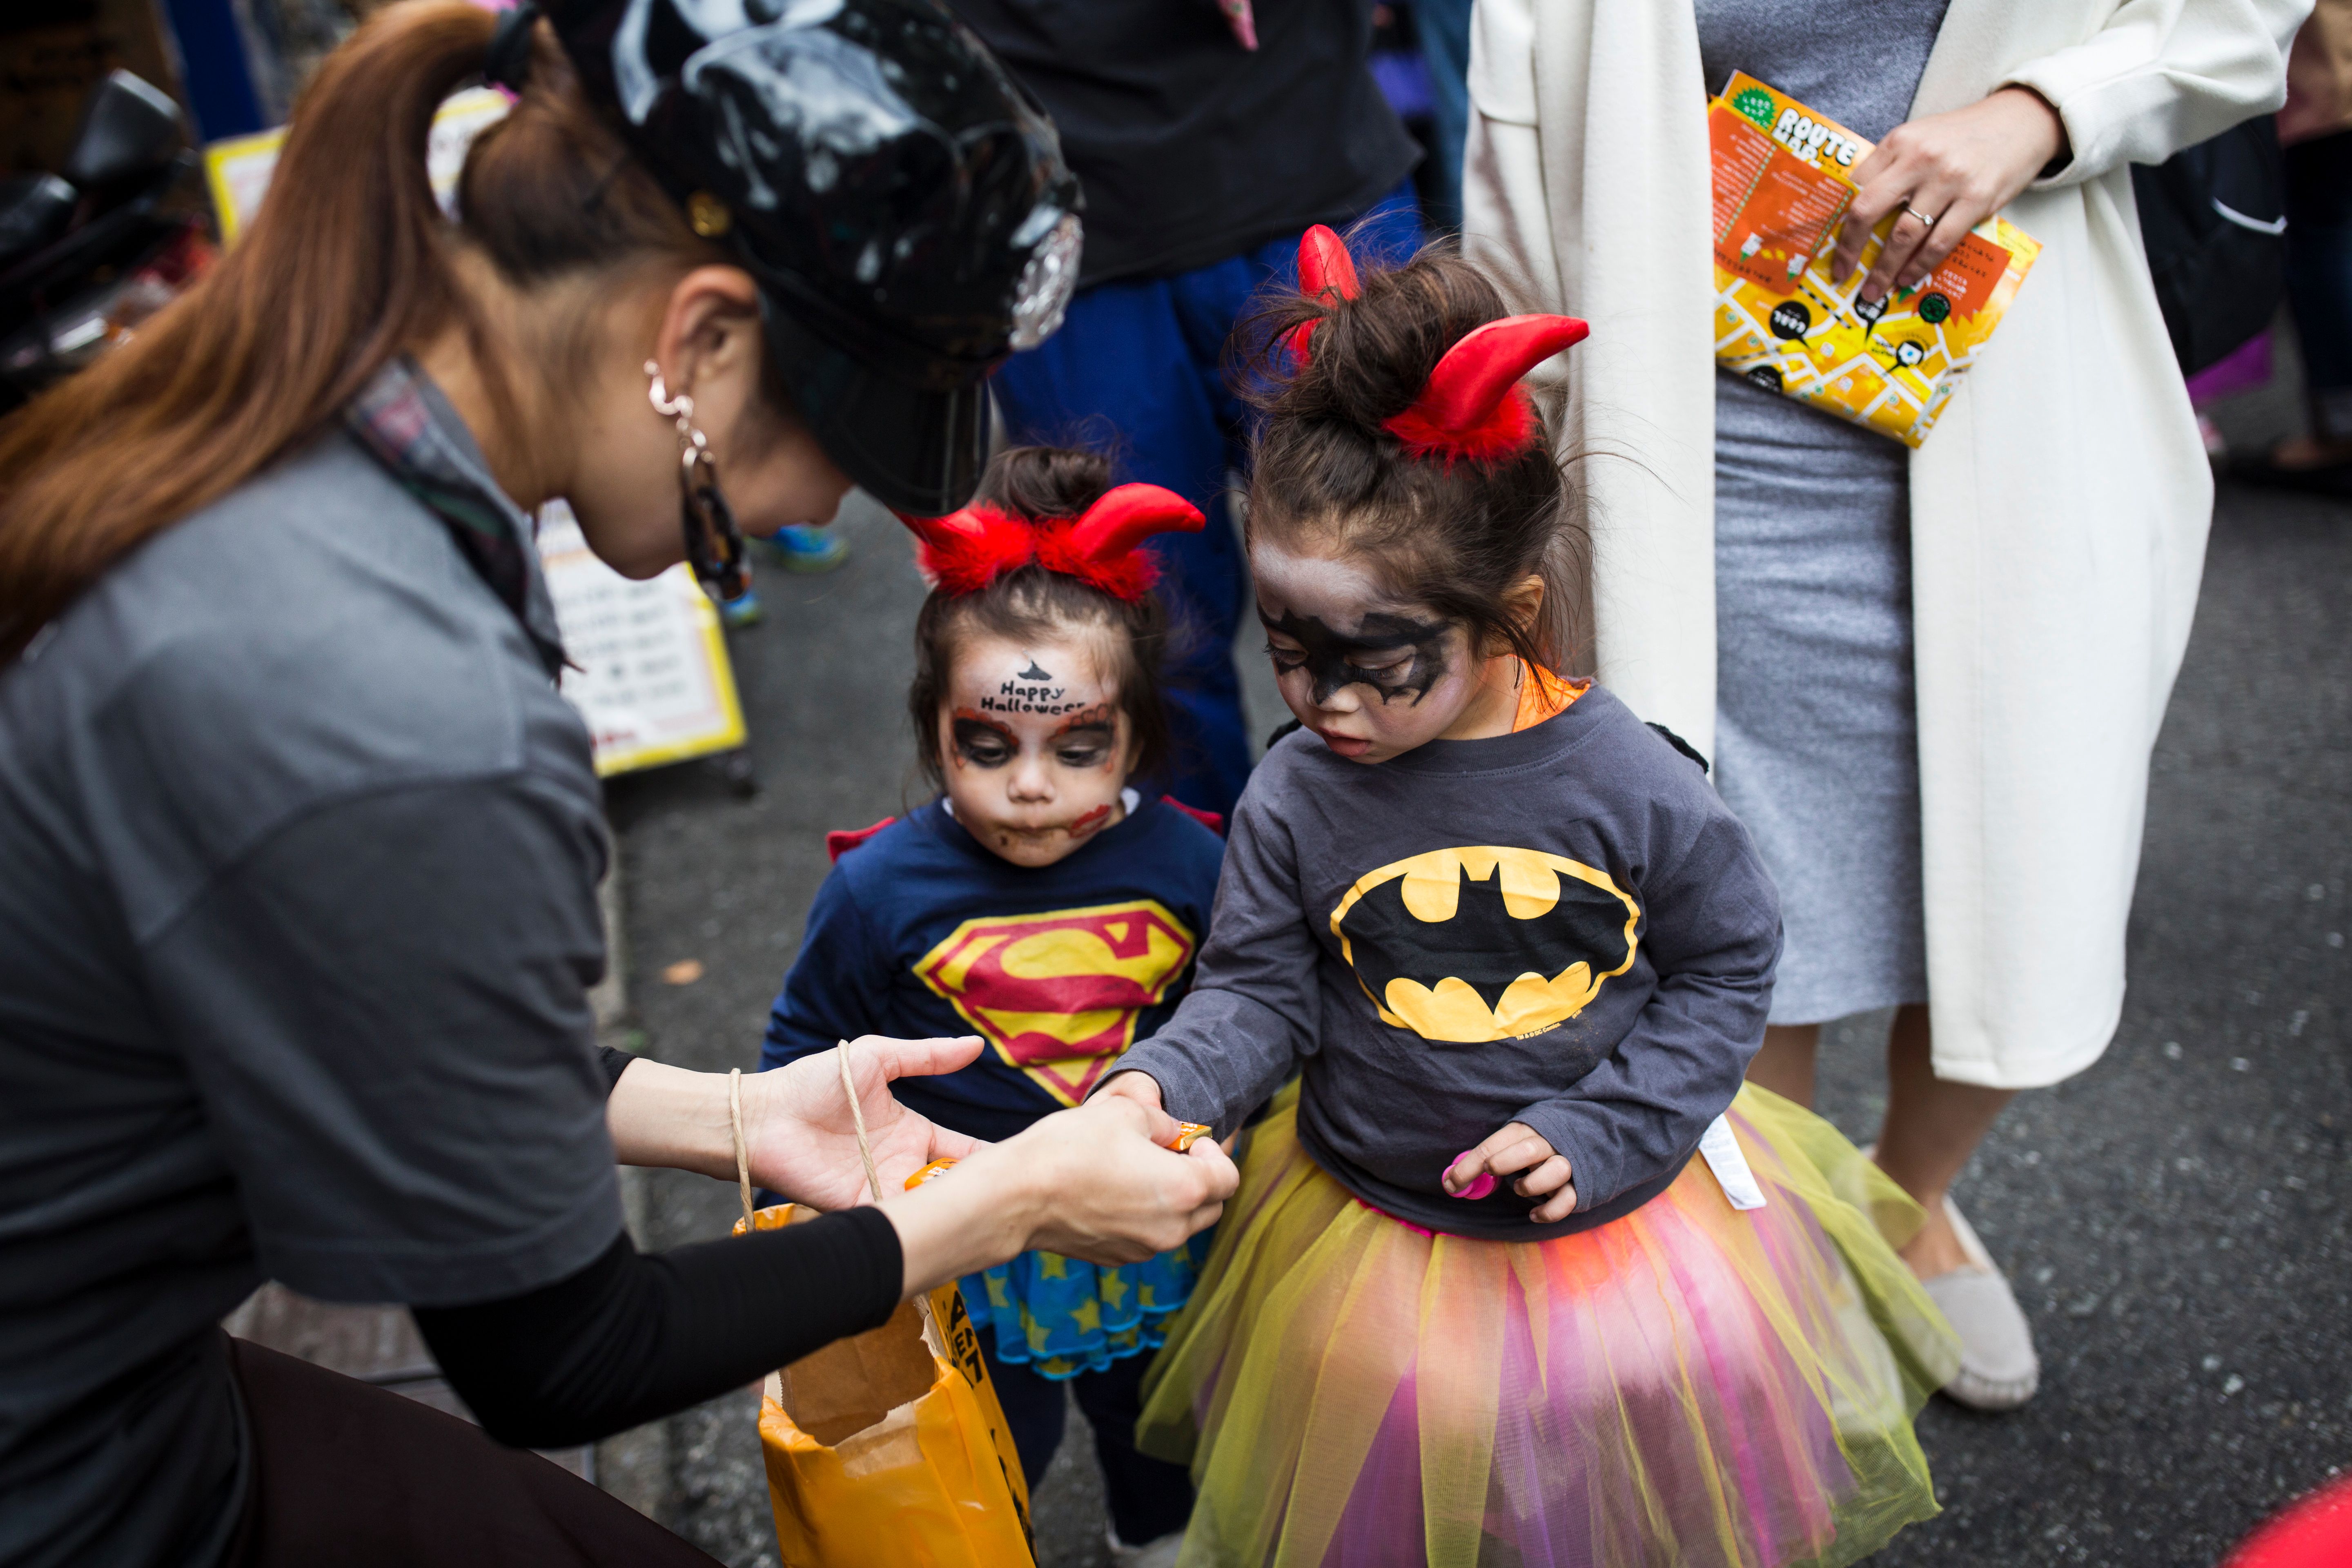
[1091,1067,1167,1119]
[1444,1123,1577,1223]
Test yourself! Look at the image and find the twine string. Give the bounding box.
[837,1042,884,1205]
[728,1067,755,1233]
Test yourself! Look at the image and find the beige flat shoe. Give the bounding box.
[1109,1529,1185,1568]
[1919,1195,2040,1410]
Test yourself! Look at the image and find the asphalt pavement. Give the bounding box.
[605,420,2349,1565]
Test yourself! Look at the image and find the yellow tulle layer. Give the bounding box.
[1139,1083,1960,1568]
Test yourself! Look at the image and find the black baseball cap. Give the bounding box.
[548,0,1083,514]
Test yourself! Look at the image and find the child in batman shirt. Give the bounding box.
[1094,234,1961,1567]
[760,447,1223,1558]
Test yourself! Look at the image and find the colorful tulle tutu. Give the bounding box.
[1138,1084,1960,1568]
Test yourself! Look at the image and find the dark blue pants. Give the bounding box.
[1415,0,1474,234]
[989,188,1424,817]
[2286,129,2352,438]
[978,1335,1193,1548]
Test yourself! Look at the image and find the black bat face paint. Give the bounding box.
[1261,608,1456,706]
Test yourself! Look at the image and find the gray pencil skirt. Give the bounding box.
[1710,373,1928,1026]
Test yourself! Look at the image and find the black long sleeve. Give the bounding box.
[595,1045,636,1094]
[414,1206,903,1448]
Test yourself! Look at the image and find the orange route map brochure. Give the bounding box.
[1710,70,2040,448]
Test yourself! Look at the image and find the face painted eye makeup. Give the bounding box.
[1261,608,1455,706]
[951,711,1017,767]
[1054,728,1116,768]
[1049,704,1118,767]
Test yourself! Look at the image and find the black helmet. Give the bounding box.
[547,0,1083,514]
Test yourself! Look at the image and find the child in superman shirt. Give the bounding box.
[758,445,1223,1563]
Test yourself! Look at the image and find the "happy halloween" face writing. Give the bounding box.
[940,632,1136,868]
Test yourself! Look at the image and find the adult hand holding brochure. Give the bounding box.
[1710,71,2040,447]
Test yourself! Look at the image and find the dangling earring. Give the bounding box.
[646,360,748,601]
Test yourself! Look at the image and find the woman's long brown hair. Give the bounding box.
[0,0,714,662]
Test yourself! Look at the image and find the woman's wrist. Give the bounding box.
[880,1146,1049,1296]
[1989,85,2068,180]
[603,1056,736,1180]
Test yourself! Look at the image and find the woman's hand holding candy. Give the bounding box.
[882,1091,1238,1295]
[1006,1094,1236,1263]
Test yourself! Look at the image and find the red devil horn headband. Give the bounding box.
[1281,227,1586,462]
[1381,314,1589,464]
[1298,224,1361,303]
[1285,223,1362,365]
[897,483,1206,602]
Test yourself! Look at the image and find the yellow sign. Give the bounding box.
[203,87,512,244]
[536,502,748,776]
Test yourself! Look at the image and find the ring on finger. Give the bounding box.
[1902,203,1941,227]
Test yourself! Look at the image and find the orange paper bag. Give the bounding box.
[737,1205,1033,1567]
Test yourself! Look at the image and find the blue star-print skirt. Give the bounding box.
[962,1229,1216,1381]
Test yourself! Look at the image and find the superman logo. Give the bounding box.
[1330,846,1640,1043]
[915,900,1197,1105]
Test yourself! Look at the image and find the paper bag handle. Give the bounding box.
[727,1044,887,1238]
[835,1041,886,1206]
[730,1067,756,1233]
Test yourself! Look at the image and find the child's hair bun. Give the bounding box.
[1238,235,1588,676]
[975,445,1115,521]
[1252,236,1532,442]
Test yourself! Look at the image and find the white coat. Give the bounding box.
[1463,0,2305,1089]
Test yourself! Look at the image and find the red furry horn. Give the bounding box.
[1381,314,1589,461]
[1066,483,1206,561]
[1297,224,1360,302]
[1286,225,1361,365]
[898,508,987,551]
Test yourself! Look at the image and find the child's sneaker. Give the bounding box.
[718,586,763,628]
[763,521,848,574]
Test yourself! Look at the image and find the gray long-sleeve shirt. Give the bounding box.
[1110,686,1782,1239]
[0,392,623,1568]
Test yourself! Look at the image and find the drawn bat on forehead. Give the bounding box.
[1330,846,1640,1043]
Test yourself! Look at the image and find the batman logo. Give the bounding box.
[1330,847,1639,1043]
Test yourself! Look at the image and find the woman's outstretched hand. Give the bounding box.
[603,1046,1232,1296]
[742,1035,987,1211]
[1831,86,2066,305]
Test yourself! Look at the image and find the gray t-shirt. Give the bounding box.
[0,404,622,1567]
[1113,687,1783,1240]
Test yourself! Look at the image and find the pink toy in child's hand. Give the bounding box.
[1448,1153,1496,1202]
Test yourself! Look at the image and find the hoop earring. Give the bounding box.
[646,360,748,601]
